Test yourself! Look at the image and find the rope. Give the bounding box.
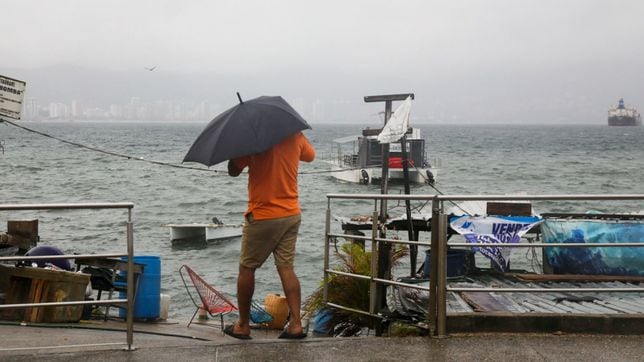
[1,118,478,217]
[409,161,473,216]
[1,118,371,176]
[1,119,231,174]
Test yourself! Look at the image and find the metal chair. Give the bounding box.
[179,264,238,330]
[178,264,273,330]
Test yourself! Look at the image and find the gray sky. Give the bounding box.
[3,0,644,123]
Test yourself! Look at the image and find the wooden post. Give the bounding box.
[364,93,414,335]
[400,134,417,276]
[5,219,39,252]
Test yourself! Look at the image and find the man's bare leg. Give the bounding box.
[234,265,255,335]
[277,265,303,334]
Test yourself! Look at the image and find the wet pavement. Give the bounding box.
[1,319,643,361]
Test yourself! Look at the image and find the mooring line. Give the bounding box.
[1,118,466,200]
[0,119,359,176]
[1,119,231,175]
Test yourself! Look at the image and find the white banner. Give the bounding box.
[450,215,542,271]
[0,75,27,120]
[377,96,412,144]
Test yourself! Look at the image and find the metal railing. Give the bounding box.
[0,202,136,351]
[324,193,644,337]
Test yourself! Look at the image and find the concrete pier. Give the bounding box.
[1,320,642,361]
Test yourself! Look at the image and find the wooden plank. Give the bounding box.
[513,273,644,283]
[447,292,473,313]
[2,265,89,322]
[364,93,414,103]
[4,219,38,250]
[80,257,144,273]
[7,219,38,239]
[7,219,39,250]
[461,292,519,312]
[541,213,644,220]
[486,202,532,216]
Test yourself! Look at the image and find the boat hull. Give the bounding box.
[608,116,642,126]
[330,164,437,184]
[164,223,242,244]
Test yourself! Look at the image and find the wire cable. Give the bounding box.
[1,119,377,176]
[1,118,228,174]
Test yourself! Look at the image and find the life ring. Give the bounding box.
[360,169,370,184]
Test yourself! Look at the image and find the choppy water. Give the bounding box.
[1,121,643,318]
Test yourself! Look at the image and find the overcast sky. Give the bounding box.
[3,0,644,123]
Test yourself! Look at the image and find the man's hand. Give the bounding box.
[228,159,243,176]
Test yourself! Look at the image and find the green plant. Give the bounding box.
[304,241,408,335]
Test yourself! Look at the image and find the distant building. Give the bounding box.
[25,98,39,120]
[48,102,69,119]
[110,104,123,119]
[71,100,81,119]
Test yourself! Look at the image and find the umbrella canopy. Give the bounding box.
[183,95,311,166]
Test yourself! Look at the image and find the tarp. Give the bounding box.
[377,96,412,144]
[542,219,644,276]
[450,215,543,271]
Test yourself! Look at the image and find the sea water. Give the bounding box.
[1,121,643,319]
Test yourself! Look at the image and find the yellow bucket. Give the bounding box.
[264,293,289,329]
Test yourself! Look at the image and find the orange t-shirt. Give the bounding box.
[233,132,315,220]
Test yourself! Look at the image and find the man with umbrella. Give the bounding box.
[184,95,315,339]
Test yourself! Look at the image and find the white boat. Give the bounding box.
[328,127,438,185]
[163,218,242,244]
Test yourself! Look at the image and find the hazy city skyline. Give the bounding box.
[3,1,644,124]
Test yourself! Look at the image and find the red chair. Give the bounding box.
[179,265,238,330]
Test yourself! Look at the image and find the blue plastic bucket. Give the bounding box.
[118,255,161,319]
[423,249,475,278]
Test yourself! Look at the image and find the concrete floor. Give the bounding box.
[1,319,643,361]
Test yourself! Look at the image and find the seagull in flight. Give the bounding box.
[144,66,157,71]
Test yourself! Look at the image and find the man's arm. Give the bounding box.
[300,135,315,163]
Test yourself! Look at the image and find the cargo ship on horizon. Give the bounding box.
[608,98,641,126]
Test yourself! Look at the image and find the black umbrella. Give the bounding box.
[183,93,311,166]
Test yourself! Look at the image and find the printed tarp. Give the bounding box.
[450,215,543,271]
[542,219,644,276]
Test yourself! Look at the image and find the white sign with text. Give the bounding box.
[0,75,27,120]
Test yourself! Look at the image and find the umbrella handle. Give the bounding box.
[237,92,243,104]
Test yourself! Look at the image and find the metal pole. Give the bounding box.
[436,211,448,338]
[375,100,393,336]
[379,100,393,208]
[400,134,416,276]
[428,197,439,334]
[125,209,136,351]
[323,200,331,303]
[369,204,379,315]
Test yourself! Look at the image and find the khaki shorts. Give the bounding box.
[240,213,301,269]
